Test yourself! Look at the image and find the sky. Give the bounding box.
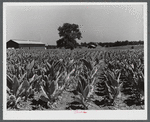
[5,3,144,45]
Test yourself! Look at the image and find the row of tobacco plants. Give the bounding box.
[7,48,144,110]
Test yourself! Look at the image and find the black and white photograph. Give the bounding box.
[3,2,147,120]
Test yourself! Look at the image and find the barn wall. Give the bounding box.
[18,44,45,49]
[20,47,45,49]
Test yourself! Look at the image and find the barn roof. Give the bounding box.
[9,39,45,45]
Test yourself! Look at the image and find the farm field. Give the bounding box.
[6,47,144,110]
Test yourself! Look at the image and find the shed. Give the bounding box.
[7,39,45,49]
[88,44,97,48]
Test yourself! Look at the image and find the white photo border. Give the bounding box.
[3,2,148,120]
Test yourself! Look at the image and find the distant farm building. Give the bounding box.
[7,39,45,49]
[88,44,97,48]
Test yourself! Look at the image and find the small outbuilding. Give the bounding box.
[7,39,45,49]
[88,44,97,48]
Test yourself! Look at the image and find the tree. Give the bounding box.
[56,23,82,49]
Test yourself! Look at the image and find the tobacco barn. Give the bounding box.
[7,39,45,49]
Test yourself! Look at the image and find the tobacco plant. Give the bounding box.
[101,69,123,105]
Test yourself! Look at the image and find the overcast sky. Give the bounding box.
[5,3,144,45]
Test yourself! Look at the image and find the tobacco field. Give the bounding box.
[7,48,145,110]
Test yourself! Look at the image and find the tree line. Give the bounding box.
[81,40,144,48]
[54,23,144,49]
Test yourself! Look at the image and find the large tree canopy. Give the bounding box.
[57,23,82,49]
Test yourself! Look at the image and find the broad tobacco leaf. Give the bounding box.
[16,80,30,98]
[12,75,19,95]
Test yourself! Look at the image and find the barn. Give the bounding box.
[7,39,45,49]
